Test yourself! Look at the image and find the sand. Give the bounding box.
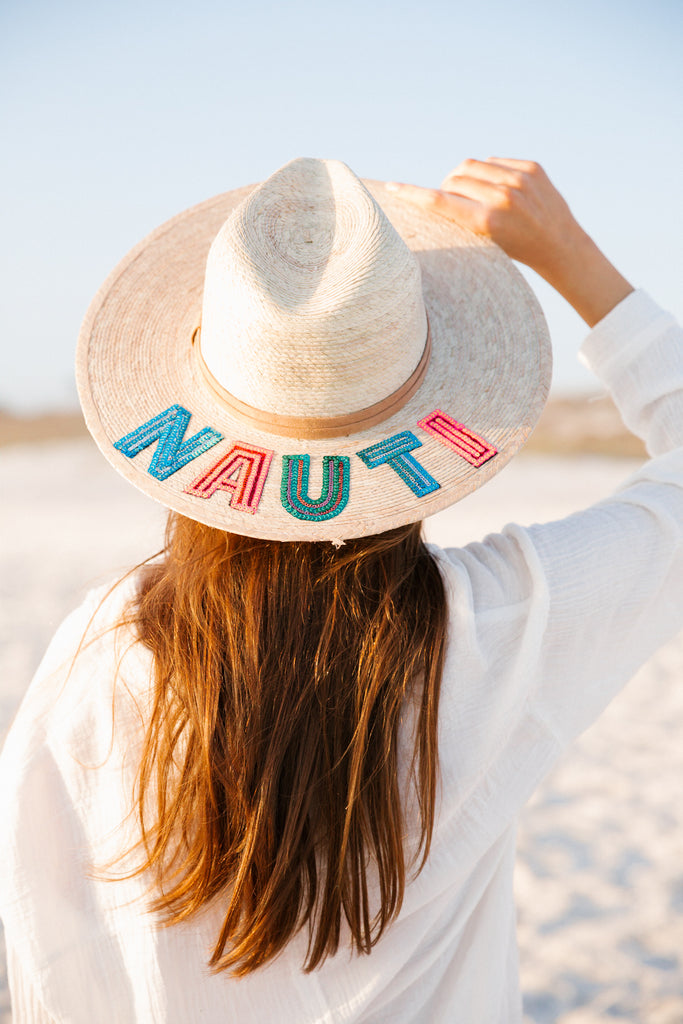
[1,437,682,1022]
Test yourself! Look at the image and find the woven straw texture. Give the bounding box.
[76,159,551,542]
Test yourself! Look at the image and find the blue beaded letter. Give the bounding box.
[113,405,223,481]
[281,454,350,521]
[356,431,440,497]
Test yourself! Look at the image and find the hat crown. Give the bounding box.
[199,158,427,419]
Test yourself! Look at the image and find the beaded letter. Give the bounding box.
[113,405,223,481]
[356,431,440,497]
[281,455,350,521]
[417,409,497,467]
[186,443,274,514]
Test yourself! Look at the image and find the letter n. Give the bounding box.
[417,409,497,467]
[113,405,223,480]
[186,444,274,514]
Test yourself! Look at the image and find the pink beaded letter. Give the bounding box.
[186,443,274,514]
[417,410,497,467]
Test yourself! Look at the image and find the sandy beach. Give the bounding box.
[1,436,682,1022]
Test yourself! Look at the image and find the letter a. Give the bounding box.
[113,405,223,481]
[186,443,274,514]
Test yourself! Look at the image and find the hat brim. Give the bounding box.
[76,180,551,542]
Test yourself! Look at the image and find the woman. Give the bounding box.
[1,156,682,1023]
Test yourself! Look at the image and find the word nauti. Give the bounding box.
[114,404,497,523]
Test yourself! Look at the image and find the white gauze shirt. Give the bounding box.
[1,290,683,1023]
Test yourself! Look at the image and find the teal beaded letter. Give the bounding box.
[281,454,350,521]
[356,431,440,497]
[113,404,223,481]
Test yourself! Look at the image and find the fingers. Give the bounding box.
[385,181,471,213]
[487,157,544,172]
[442,159,521,191]
[385,158,551,253]
[441,158,545,192]
[439,174,519,209]
[388,159,546,209]
[385,181,484,232]
[387,158,585,282]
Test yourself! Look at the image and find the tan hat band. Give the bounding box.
[191,322,432,440]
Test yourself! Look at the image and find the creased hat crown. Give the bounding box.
[199,158,428,420]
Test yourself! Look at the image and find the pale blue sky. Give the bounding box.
[2,0,682,411]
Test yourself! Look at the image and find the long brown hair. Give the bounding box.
[126,512,447,975]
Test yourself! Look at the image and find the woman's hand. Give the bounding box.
[387,158,633,327]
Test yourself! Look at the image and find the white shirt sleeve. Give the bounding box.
[6,942,58,1024]
[444,290,683,748]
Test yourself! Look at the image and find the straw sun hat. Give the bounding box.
[77,158,551,542]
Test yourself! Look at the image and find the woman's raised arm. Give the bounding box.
[387,158,633,326]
